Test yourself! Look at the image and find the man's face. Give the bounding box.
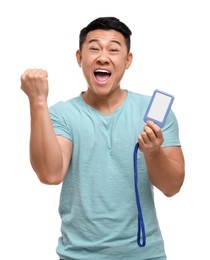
[76,29,132,97]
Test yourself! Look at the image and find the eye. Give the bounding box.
[109,48,119,53]
[90,47,99,51]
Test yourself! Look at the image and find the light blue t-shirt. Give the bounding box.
[49,91,180,260]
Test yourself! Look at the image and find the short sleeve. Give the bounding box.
[162,109,181,147]
[49,102,73,141]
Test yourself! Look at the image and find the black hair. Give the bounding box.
[79,17,132,52]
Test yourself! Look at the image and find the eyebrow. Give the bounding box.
[88,39,122,46]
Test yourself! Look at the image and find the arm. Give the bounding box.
[21,69,72,184]
[138,121,185,197]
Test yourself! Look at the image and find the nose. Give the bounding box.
[96,50,110,64]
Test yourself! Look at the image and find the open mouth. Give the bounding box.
[94,69,111,83]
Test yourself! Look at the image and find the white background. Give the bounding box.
[0,0,209,259]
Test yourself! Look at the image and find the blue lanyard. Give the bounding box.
[133,142,146,247]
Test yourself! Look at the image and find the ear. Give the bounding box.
[76,50,82,67]
[126,52,133,69]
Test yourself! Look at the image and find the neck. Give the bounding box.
[82,89,127,115]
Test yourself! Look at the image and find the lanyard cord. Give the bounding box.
[133,142,146,247]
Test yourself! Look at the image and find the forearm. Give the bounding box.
[29,101,64,184]
[144,147,185,197]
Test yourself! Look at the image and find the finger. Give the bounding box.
[21,69,47,78]
[20,69,32,81]
[139,130,151,144]
[40,69,48,77]
[32,69,48,78]
[20,69,36,89]
[142,125,157,143]
[146,121,163,139]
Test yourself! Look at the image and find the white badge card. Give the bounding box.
[143,89,175,128]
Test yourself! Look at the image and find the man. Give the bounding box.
[21,17,185,260]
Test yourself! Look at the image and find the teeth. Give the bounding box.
[95,69,110,73]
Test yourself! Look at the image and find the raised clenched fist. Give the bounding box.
[20,69,49,103]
